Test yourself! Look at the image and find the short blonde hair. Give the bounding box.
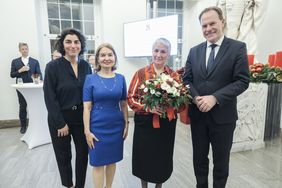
[18,42,28,49]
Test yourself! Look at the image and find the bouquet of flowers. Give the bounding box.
[250,63,282,83]
[140,72,192,119]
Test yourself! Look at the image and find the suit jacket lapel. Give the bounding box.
[207,37,230,76]
[199,42,207,75]
[18,58,24,66]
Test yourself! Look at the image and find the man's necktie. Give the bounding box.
[207,44,217,73]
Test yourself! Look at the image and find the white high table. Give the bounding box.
[11,83,51,149]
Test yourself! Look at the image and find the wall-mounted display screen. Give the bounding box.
[123,15,178,57]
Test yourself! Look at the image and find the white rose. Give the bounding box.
[168,77,173,82]
[150,89,155,94]
[161,74,169,81]
[174,81,180,87]
[171,87,177,95]
[167,87,173,94]
[143,88,148,93]
[155,91,161,96]
[161,82,170,91]
[140,84,145,89]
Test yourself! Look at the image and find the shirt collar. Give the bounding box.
[207,35,224,48]
[149,63,170,76]
[21,56,29,65]
[21,56,29,60]
[63,56,80,64]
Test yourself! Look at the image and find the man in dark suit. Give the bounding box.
[10,42,42,134]
[183,7,249,188]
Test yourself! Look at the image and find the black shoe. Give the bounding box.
[20,126,27,134]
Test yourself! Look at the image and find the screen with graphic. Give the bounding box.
[123,15,178,57]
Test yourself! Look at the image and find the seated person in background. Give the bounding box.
[10,42,42,134]
[52,50,62,60]
[88,54,95,73]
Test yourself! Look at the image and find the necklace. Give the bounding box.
[98,74,117,91]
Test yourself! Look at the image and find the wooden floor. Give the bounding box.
[1,119,282,188]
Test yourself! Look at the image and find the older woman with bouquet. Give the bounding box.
[128,38,190,188]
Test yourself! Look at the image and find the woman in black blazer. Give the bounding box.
[43,28,91,188]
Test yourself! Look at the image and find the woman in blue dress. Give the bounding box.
[83,43,129,188]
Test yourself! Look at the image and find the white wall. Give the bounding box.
[181,0,217,66]
[181,0,282,65]
[257,0,282,63]
[0,0,281,121]
[98,0,148,86]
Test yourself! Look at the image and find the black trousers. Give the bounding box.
[48,109,88,188]
[16,90,27,128]
[190,113,235,188]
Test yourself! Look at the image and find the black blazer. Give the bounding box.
[183,37,250,124]
[10,57,42,83]
[43,57,91,129]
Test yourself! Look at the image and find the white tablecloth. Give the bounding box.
[11,83,51,149]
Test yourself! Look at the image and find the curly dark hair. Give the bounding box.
[55,28,86,56]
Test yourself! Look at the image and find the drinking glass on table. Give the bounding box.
[32,74,40,84]
[17,78,23,85]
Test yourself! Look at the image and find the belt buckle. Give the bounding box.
[71,105,77,110]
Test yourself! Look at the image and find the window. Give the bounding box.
[148,0,183,69]
[46,0,96,59]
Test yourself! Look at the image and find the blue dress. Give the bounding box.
[83,73,127,166]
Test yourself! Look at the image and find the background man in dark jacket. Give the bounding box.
[10,42,42,133]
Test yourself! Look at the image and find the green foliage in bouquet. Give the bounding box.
[249,63,282,83]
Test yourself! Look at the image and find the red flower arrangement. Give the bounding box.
[249,63,282,83]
